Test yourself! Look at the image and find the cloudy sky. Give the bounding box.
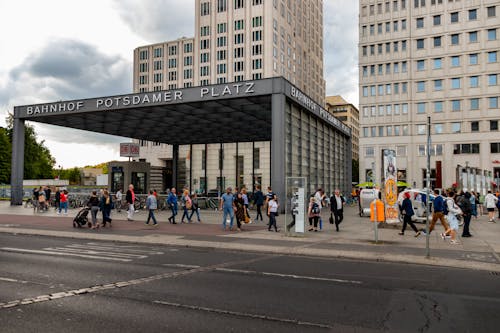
[0,0,358,168]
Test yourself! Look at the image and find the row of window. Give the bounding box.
[414,30,497,49]
[362,82,408,97]
[362,40,407,56]
[362,97,499,117]
[363,120,500,139]
[361,0,407,16]
[362,1,496,17]
[138,43,193,60]
[365,142,500,157]
[414,75,498,93]
[361,19,407,37]
[199,16,263,38]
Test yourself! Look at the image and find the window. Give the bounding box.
[488,51,497,63]
[489,74,498,86]
[469,31,478,43]
[252,44,262,55]
[402,103,408,114]
[217,36,227,47]
[378,126,384,137]
[469,53,478,65]
[200,25,210,37]
[200,1,210,16]
[471,121,479,132]
[218,0,227,12]
[488,29,497,41]
[469,76,479,88]
[363,86,368,97]
[217,63,226,74]
[454,143,480,154]
[416,17,424,28]
[402,40,407,51]
[417,124,426,135]
[490,97,499,108]
[200,39,210,49]
[168,58,177,68]
[234,19,244,30]
[417,60,425,71]
[394,82,399,93]
[402,19,407,30]
[252,30,262,41]
[394,125,400,136]
[491,120,499,131]
[139,50,148,60]
[168,45,177,55]
[153,47,163,58]
[378,23,382,34]
[470,98,479,110]
[492,143,500,153]
[252,59,262,69]
[234,33,244,44]
[365,147,375,157]
[433,15,441,25]
[451,34,459,45]
[433,36,441,47]
[451,56,460,67]
[434,79,443,91]
[200,66,210,76]
[451,100,461,111]
[451,122,461,133]
[139,63,148,72]
[217,23,227,34]
[385,22,390,33]
[234,61,244,72]
[451,78,461,89]
[487,6,496,17]
[387,126,393,136]
[153,60,162,71]
[417,102,426,113]
[416,39,424,49]
[450,12,459,23]
[434,101,443,112]
[434,123,443,134]
[252,0,262,5]
[252,16,263,27]
[217,50,226,60]
[417,81,426,92]
[433,58,442,69]
[234,0,244,9]
[363,127,369,137]
[468,9,477,21]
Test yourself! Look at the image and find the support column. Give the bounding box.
[252,141,255,193]
[235,142,239,189]
[346,134,353,196]
[189,144,193,192]
[10,117,25,205]
[271,93,286,212]
[172,144,179,191]
[204,144,208,195]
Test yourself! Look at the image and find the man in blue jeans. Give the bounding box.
[219,187,235,231]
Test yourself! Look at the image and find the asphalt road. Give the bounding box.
[1,233,499,332]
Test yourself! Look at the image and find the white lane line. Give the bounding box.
[215,268,363,285]
[0,247,131,262]
[162,264,201,269]
[66,244,164,255]
[153,300,333,329]
[0,277,28,284]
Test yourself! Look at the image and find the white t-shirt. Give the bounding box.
[269,200,278,213]
[485,193,498,208]
[314,191,323,208]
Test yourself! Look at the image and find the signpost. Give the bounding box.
[286,177,306,235]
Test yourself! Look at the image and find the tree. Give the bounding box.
[4,114,56,180]
[0,127,11,184]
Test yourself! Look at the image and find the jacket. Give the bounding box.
[402,198,414,217]
[146,195,157,210]
[167,192,178,206]
[433,195,445,212]
[254,191,264,205]
[330,195,345,212]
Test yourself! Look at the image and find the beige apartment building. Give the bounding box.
[359,0,500,192]
[325,96,360,161]
[131,0,326,193]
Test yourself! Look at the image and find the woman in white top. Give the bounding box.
[442,191,463,245]
[484,190,498,222]
[267,194,279,232]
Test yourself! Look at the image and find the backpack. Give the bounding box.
[457,196,471,215]
[311,202,320,214]
[443,199,449,215]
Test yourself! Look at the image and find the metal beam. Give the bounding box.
[10,117,25,205]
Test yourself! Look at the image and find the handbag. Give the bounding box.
[329,214,334,224]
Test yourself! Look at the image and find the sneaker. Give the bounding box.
[414,231,421,237]
[440,233,445,240]
[450,240,460,245]
[398,232,404,235]
[144,222,149,225]
[153,223,158,227]
[421,230,427,236]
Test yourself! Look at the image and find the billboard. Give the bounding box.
[383,149,399,224]
[120,143,140,157]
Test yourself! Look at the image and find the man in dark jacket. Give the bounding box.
[457,191,473,237]
[253,185,265,221]
[330,190,345,232]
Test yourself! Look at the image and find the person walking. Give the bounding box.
[241,188,251,222]
[88,191,100,229]
[253,185,264,222]
[189,193,202,223]
[38,187,47,212]
[115,188,123,213]
[234,192,246,232]
[166,188,178,224]
[399,192,421,237]
[54,187,61,212]
[484,190,498,222]
[442,191,463,244]
[458,192,473,237]
[100,189,113,227]
[330,189,345,232]
[126,184,135,221]
[470,190,478,219]
[422,189,450,235]
[220,187,236,231]
[267,194,279,232]
[307,197,320,232]
[45,186,52,209]
[58,189,68,215]
[145,190,158,226]
[180,189,192,223]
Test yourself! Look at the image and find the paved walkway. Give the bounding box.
[0,201,499,272]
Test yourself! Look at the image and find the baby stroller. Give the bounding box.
[73,207,91,228]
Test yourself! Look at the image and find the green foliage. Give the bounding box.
[0,127,11,184]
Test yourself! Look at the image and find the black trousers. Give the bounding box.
[334,209,343,226]
[462,214,472,236]
[402,215,418,233]
[256,204,263,220]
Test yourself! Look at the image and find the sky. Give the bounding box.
[0,0,359,168]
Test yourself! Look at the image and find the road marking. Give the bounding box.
[67,244,164,255]
[215,268,363,285]
[153,300,333,329]
[162,264,201,269]
[44,247,147,259]
[0,247,132,262]
[0,277,28,284]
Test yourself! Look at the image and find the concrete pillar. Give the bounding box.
[10,117,25,205]
[271,93,286,212]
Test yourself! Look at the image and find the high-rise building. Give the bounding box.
[325,96,360,161]
[131,0,327,193]
[359,0,500,191]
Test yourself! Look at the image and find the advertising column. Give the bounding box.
[383,149,399,224]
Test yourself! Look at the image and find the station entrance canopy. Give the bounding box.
[11,77,352,205]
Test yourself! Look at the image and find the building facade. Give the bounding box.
[359,0,500,192]
[131,0,329,194]
[325,96,360,161]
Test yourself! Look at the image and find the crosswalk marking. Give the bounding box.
[1,242,165,263]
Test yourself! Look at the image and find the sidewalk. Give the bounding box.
[0,201,499,272]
